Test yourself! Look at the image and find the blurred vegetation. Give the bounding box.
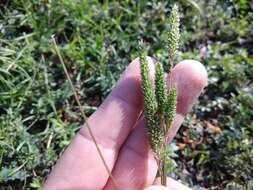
[0,0,252,189]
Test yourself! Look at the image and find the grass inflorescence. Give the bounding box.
[139,4,180,186]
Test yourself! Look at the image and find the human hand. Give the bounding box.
[44,57,207,190]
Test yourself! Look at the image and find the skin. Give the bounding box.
[44,57,208,190]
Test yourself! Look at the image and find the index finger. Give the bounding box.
[44,57,156,190]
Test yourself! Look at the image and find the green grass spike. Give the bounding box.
[165,85,177,132]
[138,42,157,116]
[155,62,168,115]
[167,4,180,71]
[138,42,163,154]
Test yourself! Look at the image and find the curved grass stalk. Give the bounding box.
[52,37,121,190]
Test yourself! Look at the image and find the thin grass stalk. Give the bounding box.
[52,37,121,190]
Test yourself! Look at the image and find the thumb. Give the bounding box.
[143,185,168,190]
[143,177,193,190]
[153,177,192,190]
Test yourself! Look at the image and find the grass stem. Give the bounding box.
[52,37,121,190]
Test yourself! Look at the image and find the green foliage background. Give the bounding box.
[0,0,252,189]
